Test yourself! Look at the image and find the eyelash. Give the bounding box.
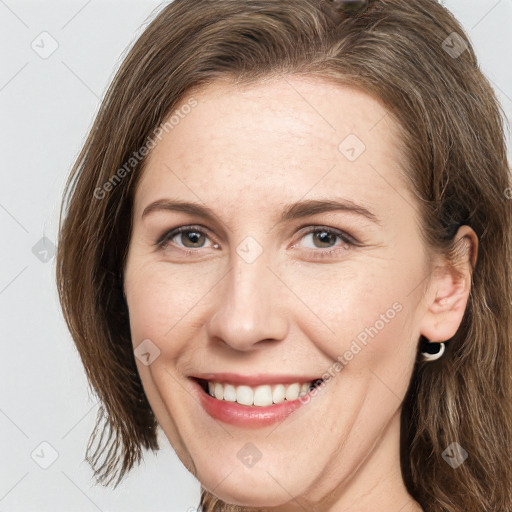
[156,224,359,259]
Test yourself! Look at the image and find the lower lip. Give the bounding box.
[189,379,317,428]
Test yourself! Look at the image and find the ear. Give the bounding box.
[419,225,478,343]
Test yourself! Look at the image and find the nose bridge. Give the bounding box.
[206,239,288,350]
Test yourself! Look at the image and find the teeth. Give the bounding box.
[253,385,272,406]
[214,382,224,401]
[223,384,237,402]
[272,384,286,404]
[285,383,300,401]
[237,385,253,406]
[205,380,318,406]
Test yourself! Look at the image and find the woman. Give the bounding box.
[56,0,512,510]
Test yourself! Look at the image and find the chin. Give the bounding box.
[199,467,301,508]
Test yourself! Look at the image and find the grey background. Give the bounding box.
[0,1,510,511]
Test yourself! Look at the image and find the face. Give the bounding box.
[123,76,435,510]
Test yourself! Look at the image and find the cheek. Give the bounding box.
[289,262,419,370]
[124,260,214,348]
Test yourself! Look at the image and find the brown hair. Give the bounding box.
[56,0,512,510]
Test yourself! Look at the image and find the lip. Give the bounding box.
[188,375,324,428]
[189,372,323,386]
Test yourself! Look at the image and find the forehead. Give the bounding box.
[133,76,413,224]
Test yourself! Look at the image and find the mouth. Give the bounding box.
[188,372,327,427]
[193,377,325,407]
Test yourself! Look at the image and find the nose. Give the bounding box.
[206,247,289,351]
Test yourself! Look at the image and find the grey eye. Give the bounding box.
[329,0,370,16]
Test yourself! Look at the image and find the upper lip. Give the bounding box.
[189,372,323,386]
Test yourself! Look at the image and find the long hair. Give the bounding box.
[56,1,512,510]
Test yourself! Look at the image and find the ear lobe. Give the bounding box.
[419,226,478,343]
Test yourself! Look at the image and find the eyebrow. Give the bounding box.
[141,197,382,226]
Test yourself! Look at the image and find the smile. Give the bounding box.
[189,375,325,428]
[203,380,321,407]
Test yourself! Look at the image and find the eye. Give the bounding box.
[156,225,218,252]
[156,224,358,259]
[293,226,357,258]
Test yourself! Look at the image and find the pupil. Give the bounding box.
[315,231,335,248]
[183,231,204,248]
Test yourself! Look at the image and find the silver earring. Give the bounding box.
[421,341,446,362]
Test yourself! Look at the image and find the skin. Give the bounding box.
[123,75,478,511]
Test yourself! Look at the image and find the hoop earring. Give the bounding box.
[420,340,446,362]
